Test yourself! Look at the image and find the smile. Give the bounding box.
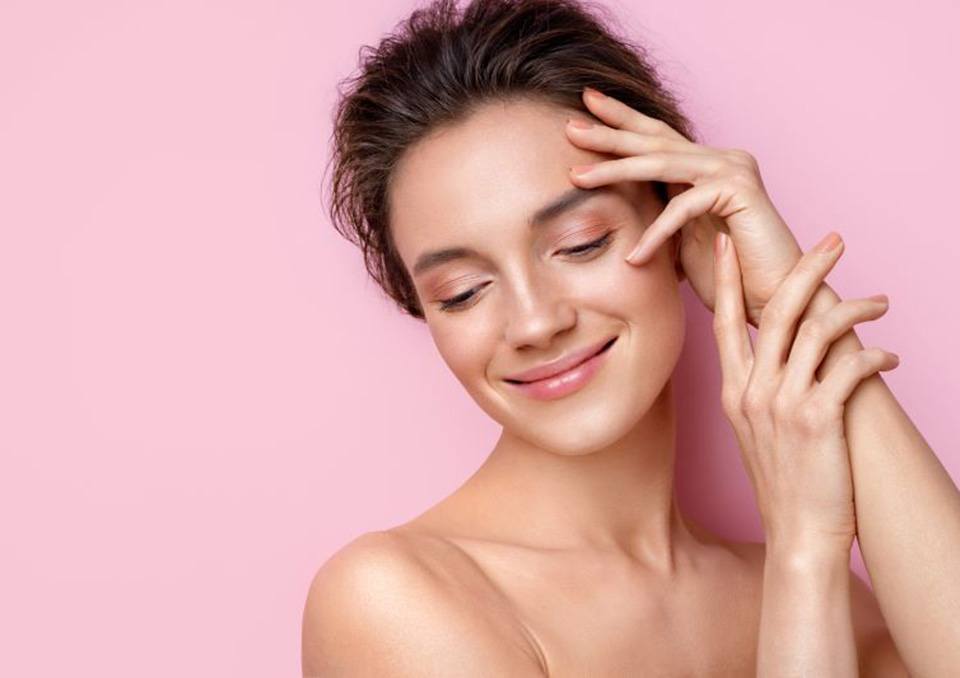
[504,336,617,401]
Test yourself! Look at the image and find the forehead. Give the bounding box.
[387,98,640,268]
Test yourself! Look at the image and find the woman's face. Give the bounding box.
[388,98,687,455]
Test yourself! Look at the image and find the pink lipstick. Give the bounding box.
[504,336,617,401]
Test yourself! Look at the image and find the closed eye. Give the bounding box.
[435,232,614,313]
[559,231,613,257]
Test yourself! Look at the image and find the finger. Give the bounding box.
[624,180,728,264]
[565,120,709,158]
[570,151,726,189]
[779,296,890,395]
[582,87,689,142]
[712,232,754,406]
[813,347,900,406]
[751,232,844,383]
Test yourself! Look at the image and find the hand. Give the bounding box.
[565,87,804,327]
[712,229,899,552]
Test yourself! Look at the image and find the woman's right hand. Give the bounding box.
[711,230,899,554]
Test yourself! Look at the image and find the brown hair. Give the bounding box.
[324,0,699,320]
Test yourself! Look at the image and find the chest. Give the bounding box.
[523,589,760,677]
[452,543,764,677]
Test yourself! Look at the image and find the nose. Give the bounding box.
[502,275,577,350]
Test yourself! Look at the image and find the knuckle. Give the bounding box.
[642,137,668,154]
[771,389,794,418]
[721,388,741,418]
[759,302,785,328]
[839,351,867,374]
[653,118,674,136]
[619,131,655,155]
[610,132,633,156]
[799,248,827,269]
[724,172,753,194]
[712,311,730,334]
[704,156,728,176]
[726,148,759,168]
[797,316,826,344]
[740,388,768,417]
[791,256,827,284]
[712,319,724,340]
[671,197,695,222]
[724,152,761,182]
[643,153,669,173]
[794,401,829,432]
[727,165,760,189]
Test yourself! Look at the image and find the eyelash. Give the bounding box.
[436,232,614,313]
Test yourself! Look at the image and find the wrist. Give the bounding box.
[765,537,852,574]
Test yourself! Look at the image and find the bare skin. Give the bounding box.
[305,472,892,676]
[303,98,906,676]
[563,87,958,675]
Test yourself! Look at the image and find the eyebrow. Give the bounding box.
[411,185,616,277]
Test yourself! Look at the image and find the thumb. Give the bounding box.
[673,234,687,283]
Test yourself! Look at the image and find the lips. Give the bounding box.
[504,336,618,384]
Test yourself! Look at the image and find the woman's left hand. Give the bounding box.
[712,229,899,551]
[565,87,805,327]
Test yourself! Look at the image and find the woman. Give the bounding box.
[303,0,959,675]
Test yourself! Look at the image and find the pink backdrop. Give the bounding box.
[2,1,957,676]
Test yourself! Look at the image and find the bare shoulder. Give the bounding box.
[301,529,545,678]
[737,541,908,677]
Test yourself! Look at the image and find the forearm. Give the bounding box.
[798,282,960,674]
[758,544,857,677]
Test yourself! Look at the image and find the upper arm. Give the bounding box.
[849,569,910,677]
[301,531,544,678]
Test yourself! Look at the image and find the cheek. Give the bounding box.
[586,248,687,370]
[571,243,680,314]
[428,320,496,387]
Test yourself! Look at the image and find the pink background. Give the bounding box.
[2,1,958,676]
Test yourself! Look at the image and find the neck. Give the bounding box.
[449,378,703,574]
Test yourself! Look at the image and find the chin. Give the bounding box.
[521,388,663,456]
[470,369,667,457]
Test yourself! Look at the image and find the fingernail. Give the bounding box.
[567,117,593,129]
[570,163,594,175]
[868,294,889,304]
[815,231,842,253]
[626,245,646,262]
[584,87,605,101]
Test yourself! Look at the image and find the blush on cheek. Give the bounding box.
[428,321,495,386]
[586,253,666,304]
